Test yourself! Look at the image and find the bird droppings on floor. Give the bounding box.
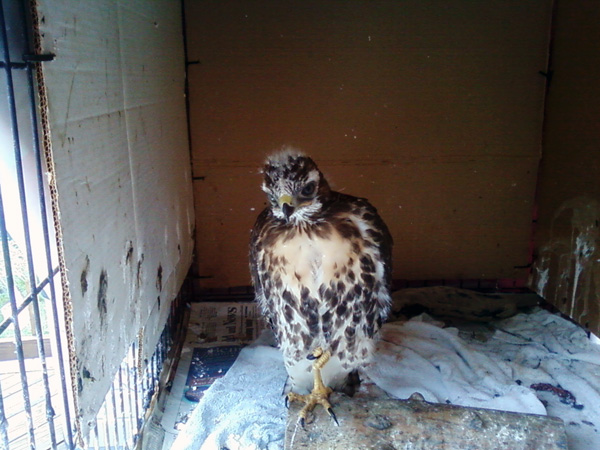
[162,289,600,450]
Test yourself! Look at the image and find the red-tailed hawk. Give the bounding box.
[249,149,393,425]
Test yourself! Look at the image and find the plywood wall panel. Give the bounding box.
[531,0,600,334]
[194,157,538,287]
[186,0,552,288]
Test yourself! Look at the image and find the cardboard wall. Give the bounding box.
[185,0,552,289]
[37,0,194,434]
[531,0,600,335]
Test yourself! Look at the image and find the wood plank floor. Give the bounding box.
[1,358,69,450]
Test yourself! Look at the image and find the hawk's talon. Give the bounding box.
[327,407,339,426]
[306,346,325,361]
[287,347,338,427]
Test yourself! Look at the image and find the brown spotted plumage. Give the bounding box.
[249,148,393,398]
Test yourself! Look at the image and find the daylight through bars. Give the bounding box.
[0,0,76,448]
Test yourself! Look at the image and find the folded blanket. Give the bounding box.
[366,315,547,415]
[172,332,287,450]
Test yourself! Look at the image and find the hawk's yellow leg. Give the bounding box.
[286,347,339,427]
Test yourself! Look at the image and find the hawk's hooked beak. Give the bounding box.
[278,194,295,219]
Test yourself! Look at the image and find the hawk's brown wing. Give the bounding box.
[249,207,279,334]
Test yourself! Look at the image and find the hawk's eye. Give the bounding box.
[300,182,316,198]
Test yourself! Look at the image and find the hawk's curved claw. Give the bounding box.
[287,347,338,427]
[306,347,324,361]
[327,407,339,426]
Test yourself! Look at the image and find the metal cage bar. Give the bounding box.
[81,317,182,450]
[0,4,36,450]
[0,0,77,448]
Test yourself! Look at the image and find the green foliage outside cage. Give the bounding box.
[0,234,50,338]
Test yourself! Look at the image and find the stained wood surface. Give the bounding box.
[286,387,567,450]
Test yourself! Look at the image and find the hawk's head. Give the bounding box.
[262,148,331,224]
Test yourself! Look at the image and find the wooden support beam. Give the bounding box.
[286,387,567,450]
[0,336,52,360]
